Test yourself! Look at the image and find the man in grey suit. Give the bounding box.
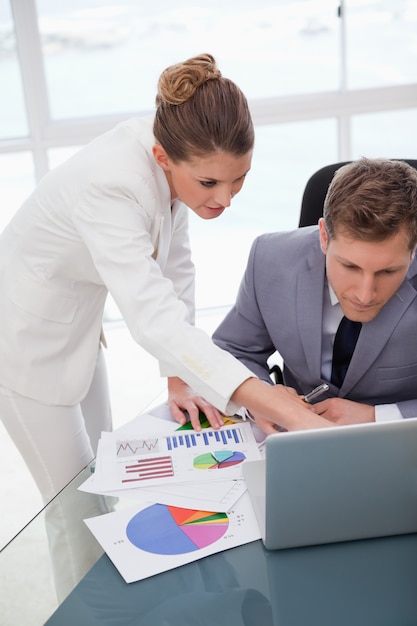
[213,158,417,429]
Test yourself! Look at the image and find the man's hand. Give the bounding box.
[167,377,224,431]
[238,382,337,434]
[310,397,375,425]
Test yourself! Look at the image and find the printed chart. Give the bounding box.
[126,504,229,555]
[97,422,261,491]
[121,456,174,483]
[165,427,244,451]
[84,492,262,583]
[193,451,246,470]
[116,438,159,456]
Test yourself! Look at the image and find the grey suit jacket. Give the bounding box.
[213,227,417,418]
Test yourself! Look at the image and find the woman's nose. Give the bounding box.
[214,186,233,208]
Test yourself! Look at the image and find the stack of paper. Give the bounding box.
[80,411,263,582]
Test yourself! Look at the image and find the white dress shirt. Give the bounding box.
[322,280,402,421]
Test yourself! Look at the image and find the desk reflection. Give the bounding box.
[46,531,417,626]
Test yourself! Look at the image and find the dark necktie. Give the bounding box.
[331,316,362,387]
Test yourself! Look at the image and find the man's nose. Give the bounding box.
[356,275,376,303]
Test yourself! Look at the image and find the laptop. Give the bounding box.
[242,418,417,550]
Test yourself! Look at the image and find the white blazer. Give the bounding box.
[0,117,249,412]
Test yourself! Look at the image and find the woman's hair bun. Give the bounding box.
[153,53,253,161]
[156,53,222,107]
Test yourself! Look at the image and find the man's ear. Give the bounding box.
[318,218,328,254]
[152,144,170,170]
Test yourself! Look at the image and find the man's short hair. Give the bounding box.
[323,158,417,250]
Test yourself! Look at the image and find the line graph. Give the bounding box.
[116,438,159,457]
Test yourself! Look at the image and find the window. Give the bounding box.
[35,0,342,120]
[0,0,27,137]
[346,1,417,89]
[352,108,417,158]
[1,0,416,310]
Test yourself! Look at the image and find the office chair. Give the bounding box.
[299,159,417,228]
[268,158,417,385]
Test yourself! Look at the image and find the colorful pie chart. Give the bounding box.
[126,504,229,555]
[193,450,246,470]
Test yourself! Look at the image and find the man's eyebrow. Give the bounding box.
[335,254,359,266]
[337,254,405,272]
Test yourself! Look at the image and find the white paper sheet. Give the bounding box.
[79,411,260,511]
[94,421,260,491]
[79,470,247,512]
[84,491,261,583]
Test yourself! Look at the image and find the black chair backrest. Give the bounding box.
[298,159,417,228]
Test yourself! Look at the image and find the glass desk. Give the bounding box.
[1,459,417,626]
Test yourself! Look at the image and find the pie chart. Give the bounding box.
[126,504,229,555]
[193,450,246,470]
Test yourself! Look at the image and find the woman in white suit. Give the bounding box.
[0,54,331,593]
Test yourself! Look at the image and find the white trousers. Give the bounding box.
[0,346,114,601]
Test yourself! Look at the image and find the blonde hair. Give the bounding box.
[153,53,254,162]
